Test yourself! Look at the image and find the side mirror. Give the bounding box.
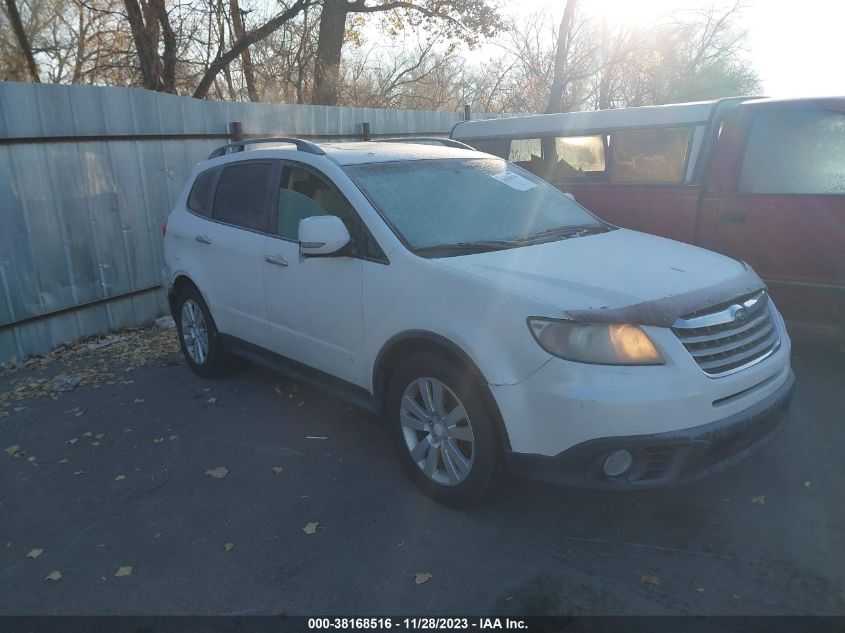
[562,192,576,202]
[299,215,351,256]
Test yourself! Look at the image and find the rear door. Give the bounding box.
[194,160,277,347]
[698,100,845,322]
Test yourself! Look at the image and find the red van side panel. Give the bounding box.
[563,183,701,245]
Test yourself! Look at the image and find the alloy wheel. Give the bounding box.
[400,377,475,486]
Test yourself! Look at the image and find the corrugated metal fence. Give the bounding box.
[0,82,508,362]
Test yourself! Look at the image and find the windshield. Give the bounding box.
[344,158,608,254]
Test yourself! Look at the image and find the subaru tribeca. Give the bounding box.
[162,138,794,506]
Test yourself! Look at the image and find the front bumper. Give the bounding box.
[506,368,794,489]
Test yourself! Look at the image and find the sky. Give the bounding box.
[483,0,845,99]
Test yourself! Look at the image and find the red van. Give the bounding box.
[451,97,845,326]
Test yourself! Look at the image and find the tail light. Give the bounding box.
[161,220,168,237]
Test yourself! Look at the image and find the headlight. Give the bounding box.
[527,318,663,365]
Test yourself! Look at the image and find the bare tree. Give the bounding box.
[545,0,575,113]
[312,0,504,106]
[3,0,40,80]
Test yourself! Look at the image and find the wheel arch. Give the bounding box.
[168,274,211,320]
[372,331,512,451]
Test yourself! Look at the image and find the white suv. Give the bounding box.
[162,138,794,506]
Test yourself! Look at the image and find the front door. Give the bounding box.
[699,102,845,322]
[263,163,366,387]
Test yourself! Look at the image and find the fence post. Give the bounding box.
[229,121,244,142]
[463,105,471,121]
[361,122,371,141]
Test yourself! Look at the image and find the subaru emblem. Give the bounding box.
[731,305,748,323]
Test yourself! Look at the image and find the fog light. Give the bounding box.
[603,449,633,477]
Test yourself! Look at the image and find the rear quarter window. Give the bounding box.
[187,169,218,216]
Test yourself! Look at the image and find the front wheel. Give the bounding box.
[386,353,501,507]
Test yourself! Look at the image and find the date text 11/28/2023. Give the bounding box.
[307,618,529,630]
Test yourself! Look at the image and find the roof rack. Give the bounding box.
[379,137,475,150]
[208,137,325,159]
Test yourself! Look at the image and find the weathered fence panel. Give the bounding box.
[0,82,510,362]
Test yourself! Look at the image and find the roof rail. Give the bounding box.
[379,137,475,150]
[208,137,325,159]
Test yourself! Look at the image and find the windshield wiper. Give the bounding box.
[514,225,610,244]
[415,239,518,255]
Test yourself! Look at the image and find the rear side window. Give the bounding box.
[608,127,691,183]
[187,169,218,216]
[548,135,606,183]
[212,162,275,233]
[462,137,509,158]
[739,108,845,194]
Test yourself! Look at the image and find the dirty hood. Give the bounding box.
[436,228,764,327]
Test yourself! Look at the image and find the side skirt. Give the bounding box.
[219,334,381,415]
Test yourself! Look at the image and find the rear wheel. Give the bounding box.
[175,285,227,377]
[387,353,501,507]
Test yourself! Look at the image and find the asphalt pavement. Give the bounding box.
[0,325,843,616]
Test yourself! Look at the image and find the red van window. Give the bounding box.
[608,127,691,183]
[548,135,606,184]
[738,108,845,195]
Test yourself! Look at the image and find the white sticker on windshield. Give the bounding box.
[491,171,537,191]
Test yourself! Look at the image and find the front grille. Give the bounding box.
[672,290,780,377]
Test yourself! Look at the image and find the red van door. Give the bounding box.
[698,100,845,323]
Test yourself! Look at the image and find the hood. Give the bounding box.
[436,229,761,325]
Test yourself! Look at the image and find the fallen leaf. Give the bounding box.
[203,387,211,392]
[206,396,218,404]
[224,542,235,552]
[274,386,283,395]
[749,495,766,505]
[58,458,69,464]
[414,572,432,585]
[27,456,36,462]
[114,565,133,577]
[697,587,706,593]
[803,481,811,488]
[4,445,21,456]
[205,466,228,479]
[114,475,126,481]
[94,433,106,440]
[82,431,92,437]
[133,398,144,403]
[302,522,318,535]
[91,441,101,447]
[45,570,62,581]
[67,438,78,445]
[73,470,84,476]
[168,435,178,441]
[272,466,284,475]
[27,548,44,559]
[153,437,164,443]
[640,574,660,587]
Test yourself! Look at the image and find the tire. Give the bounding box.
[386,352,501,507]
[175,284,227,377]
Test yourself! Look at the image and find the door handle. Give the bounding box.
[719,211,747,224]
[265,254,289,267]
[195,235,212,244]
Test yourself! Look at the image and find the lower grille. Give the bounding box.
[672,290,780,377]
